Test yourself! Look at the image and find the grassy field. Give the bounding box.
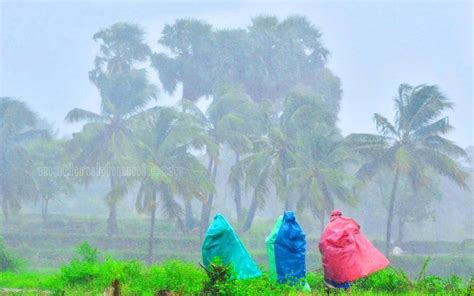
[1,215,473,278]
[0,215,473,295]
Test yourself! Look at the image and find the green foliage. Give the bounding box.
[202,258,236,295]
[59,243,100,286]
[74,242,99,263]
[347,83,469,255]
[0,260,470,295]
[0,97,49,220]
[355,268,412,292]
[52,244,465,294]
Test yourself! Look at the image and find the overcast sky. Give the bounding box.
[1,1,472,147]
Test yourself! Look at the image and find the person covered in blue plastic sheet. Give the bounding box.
[266,211,310,291]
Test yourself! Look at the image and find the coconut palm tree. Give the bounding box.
[66,70,156,235]
[66,23,155,236]
[207,85,259,221]
[231,92,344,232]
[280,92,356,232]
[179,85,259,235]
[0,97,49,221]
[289,130,357,234]
[346,84,469,256]
[230,126,294,232]
[176,100,219,238]
[133,106,213,264]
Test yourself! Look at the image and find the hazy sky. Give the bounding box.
[1,1,472,147]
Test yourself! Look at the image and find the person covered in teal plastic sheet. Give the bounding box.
[201,214,262,279]
[266,211,310,292]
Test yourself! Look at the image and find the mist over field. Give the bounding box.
[0,1,473,295]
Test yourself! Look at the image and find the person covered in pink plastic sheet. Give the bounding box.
[319,210,389,295]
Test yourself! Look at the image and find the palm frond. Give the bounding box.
[406,85,453,131]
[421,135,468,159]
[159,185,183,219]
[344,133,390,158]
[413,117,452,138]
[151,53,179,95]
[65,108,105,123]
[373,113,398,137]
[414,148,469,190]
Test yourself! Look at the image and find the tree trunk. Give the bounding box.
[45,198,49,220]
[107,203,118,236]
[41,196,49,222]
[233,153,243,221]
[185,199,194,231]
[385,168,401,257]
[107,176,119,236]
[41,197,45,220]
[147,190,157,265]
[200,159,217,240]
[242,192,258,232]
[2,196,9,222]
[396,215,405,244]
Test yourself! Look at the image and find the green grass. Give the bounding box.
[0,259,471,295]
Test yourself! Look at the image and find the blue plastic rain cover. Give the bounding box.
[274,211,307,284]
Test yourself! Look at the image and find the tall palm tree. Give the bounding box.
[176,100,219,239]
[230,127,294,232]
[0,97,49,221]
[66,70,156,235]
[133,106,213,264]
[347,84,469,256]
[245,15,329,103]
[231,92,344,232]
[90,22,151,78]
[280,92,356,232]
[179,85,258,236]
[208,85,259,221]
[66,23,155,236]
[289,130,357,234]
[151,19,215,102]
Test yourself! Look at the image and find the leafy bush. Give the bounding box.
[354,268,412,292]
[59,242,100,285]
[202,258,236,295]
[74,241,99,263]
[139,260,206,295]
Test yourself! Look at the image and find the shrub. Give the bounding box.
[202,258,236,295]
[59,242,100,286]
[74,241,99,263]
[354,268,412,292]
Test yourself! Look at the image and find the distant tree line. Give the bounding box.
[0,16,469,263]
